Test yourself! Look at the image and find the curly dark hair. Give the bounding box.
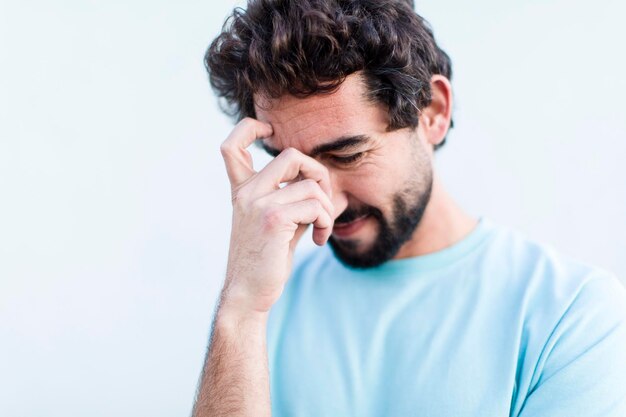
[205,0,453,150]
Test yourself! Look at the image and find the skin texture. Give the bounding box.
[256,74,433,268]
[192,72,477,416]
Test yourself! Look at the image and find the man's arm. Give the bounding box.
[192,301,270,417]
[191,118,335,416]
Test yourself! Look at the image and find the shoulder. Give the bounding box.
[512,257,626,415]
[479,220,626,363]
[481,222,626,415]
[485,222,626,413]
[480,220,625,309]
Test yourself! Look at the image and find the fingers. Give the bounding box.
[255,147,332,199]
[262,179,335,221]
[281,199,333,245]
[256,180,334,250]
[220,118,273,187]
[220,119,334,248]
[263,179,335,247]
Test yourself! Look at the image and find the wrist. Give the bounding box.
[216,296,270,328]
[221,279,279,316]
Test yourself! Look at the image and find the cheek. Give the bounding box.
[339,164,396,205]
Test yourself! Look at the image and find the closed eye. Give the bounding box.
[328,152,364,164]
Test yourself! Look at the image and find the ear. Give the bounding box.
[417,75,453,148]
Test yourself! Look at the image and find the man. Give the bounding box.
[192,0,626,416]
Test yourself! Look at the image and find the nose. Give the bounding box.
[329,174,348,221]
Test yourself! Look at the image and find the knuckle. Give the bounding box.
[262,206,285,229]
[238,117,255,127]
[248,196,265,212]
[309,199,323,212]
[219,141,233,156]
[301,178,318,193]
[281,147,299,159]
[320,211,332,227]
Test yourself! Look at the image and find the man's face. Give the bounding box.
[255,74,434,268]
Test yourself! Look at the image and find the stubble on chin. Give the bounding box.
[328,176,433,269]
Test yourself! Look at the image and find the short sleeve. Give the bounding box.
[517,274,626,417]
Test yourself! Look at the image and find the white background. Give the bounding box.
[1,1,624,416]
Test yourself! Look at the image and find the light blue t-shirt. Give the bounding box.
[266,217,626,416]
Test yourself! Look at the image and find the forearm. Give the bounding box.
[192,117,333,416]
[192,301,271,417]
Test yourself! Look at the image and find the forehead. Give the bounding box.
[253,74,389,152]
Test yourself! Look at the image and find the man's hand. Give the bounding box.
[219,117,335,315]
[192,118,336,417]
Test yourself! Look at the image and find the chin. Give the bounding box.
[328,229,397,269]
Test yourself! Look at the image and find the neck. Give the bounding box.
[393,173,478,259]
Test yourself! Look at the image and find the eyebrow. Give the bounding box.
[259,134,370,158]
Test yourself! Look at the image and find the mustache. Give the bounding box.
[335,205,381,224]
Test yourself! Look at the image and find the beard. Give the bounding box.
[327,170,433,269]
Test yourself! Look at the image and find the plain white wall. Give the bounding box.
[0,1,624,416]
